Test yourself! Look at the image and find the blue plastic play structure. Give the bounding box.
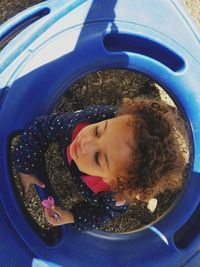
[0,0,200,266]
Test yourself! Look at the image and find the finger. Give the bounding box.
[19,173,31,196]
[21,186,28,200]
[44,207,59,220]
[44,208,58,225]
[21,182,31,201]
[51,205,62,216]
[24,181,33,193]
[33,177,45,188]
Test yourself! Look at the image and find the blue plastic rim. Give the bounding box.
[0,0,200,266]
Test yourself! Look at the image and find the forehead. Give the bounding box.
[106,115,134,177]
[106,115,134,137]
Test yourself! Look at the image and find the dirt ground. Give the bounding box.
[1,1,198,232]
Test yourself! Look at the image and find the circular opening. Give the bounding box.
[12,69,191,234]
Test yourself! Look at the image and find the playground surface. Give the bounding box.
[1,0,200,232]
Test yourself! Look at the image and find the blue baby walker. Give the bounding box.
[0,0,200,266]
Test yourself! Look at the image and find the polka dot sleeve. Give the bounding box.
[70,194,127,231]
[13,112,75,175]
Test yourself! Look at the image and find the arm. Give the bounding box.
[70,198,127,231]
[14,112,75,175]
[44,200,126,230]
[43,192,126,231]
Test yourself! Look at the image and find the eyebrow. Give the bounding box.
[103,121,110,170]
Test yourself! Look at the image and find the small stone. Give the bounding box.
[147,198,158,213]
[136,194,140,200]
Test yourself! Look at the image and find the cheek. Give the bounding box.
[76,155,91,172]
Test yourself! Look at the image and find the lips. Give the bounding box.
[73,137,81,158]
[70,138,77,159]
[76,138,82,156]
[75,140,78,157]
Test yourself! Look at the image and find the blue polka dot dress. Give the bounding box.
[14,106,127,231]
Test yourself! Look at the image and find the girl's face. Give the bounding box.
[70,115,134,184]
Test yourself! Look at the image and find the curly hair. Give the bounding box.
[110,97,190,203]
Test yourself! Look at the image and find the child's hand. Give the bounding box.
[19,172,45,196]
[44,206,74,226]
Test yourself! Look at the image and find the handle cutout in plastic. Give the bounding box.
[174,203,200,249]
[0,8,50,50]
[103,33,185,72]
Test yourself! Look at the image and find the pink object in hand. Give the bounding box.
[42,196,58,218]
[42,196,55,209]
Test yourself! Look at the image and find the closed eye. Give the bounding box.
[95,126,100,138]
[95,151,100,166]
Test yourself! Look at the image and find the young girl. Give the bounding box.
[13,98,188,231]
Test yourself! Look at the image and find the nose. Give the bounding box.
[81,136,97,154]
